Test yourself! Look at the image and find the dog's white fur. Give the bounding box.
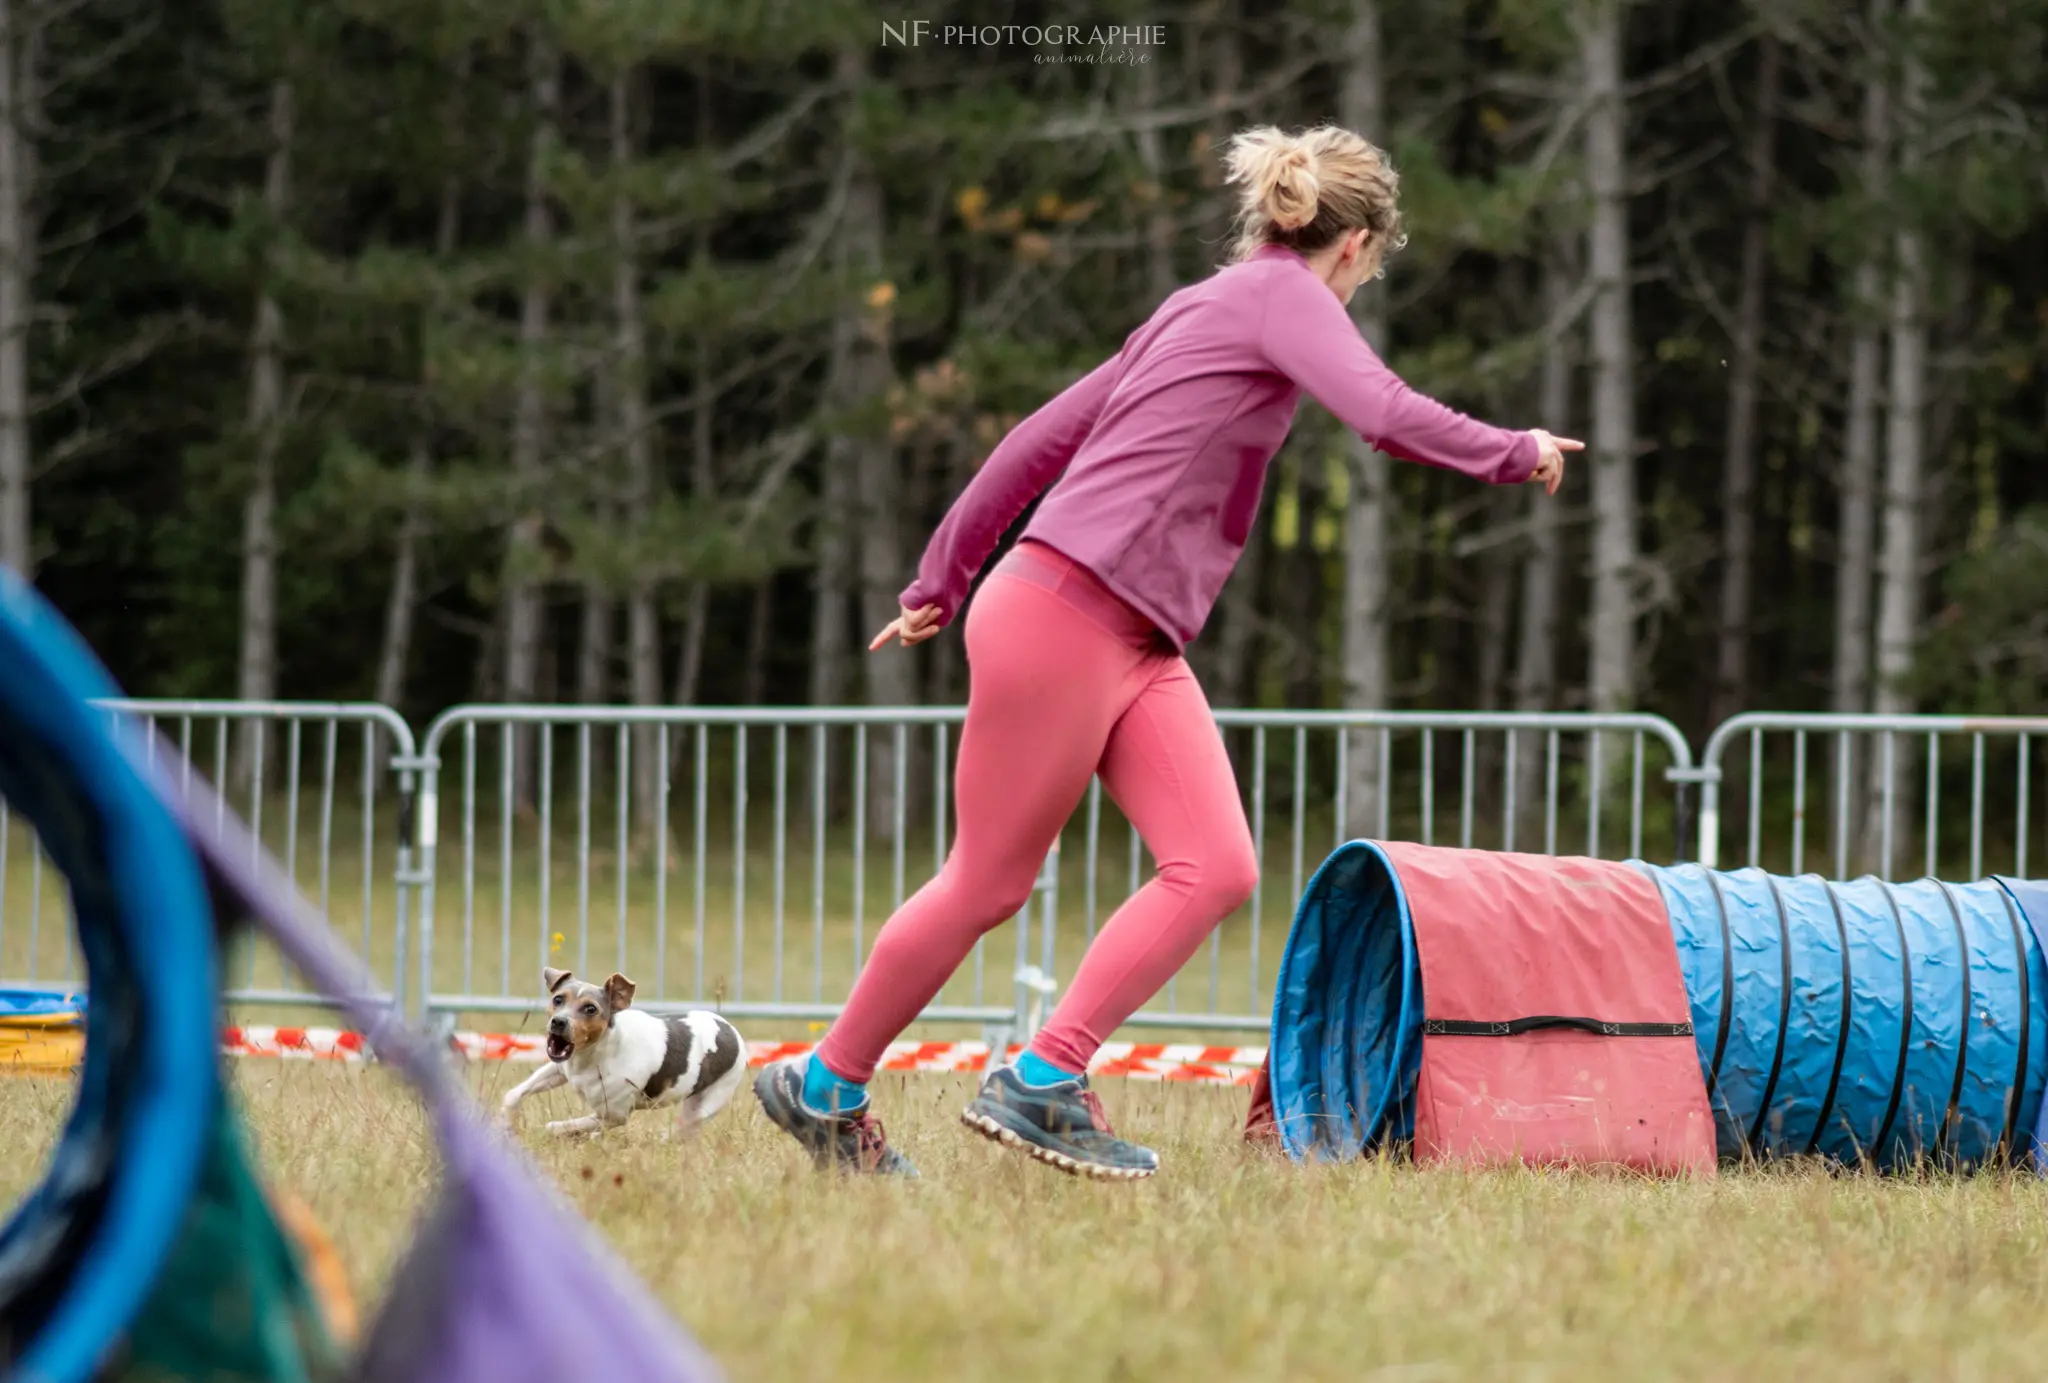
[500,985,745,1139]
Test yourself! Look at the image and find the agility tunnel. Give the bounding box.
[0,570,723,1383]
[1251,840,2048,1175]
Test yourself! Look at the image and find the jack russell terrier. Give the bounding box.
[499,968,745,1139]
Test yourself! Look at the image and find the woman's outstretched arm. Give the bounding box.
[1259,267,1541,485]
[896,348,1125,625]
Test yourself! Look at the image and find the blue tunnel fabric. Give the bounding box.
[1267,841,1422,1161]
[1633,865,2046,1171]
[1265,842,2048,1173]
[1992,877,2048,1164]
[0,574,220,1383]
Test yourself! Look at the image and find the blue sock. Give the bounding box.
[801,1053,867,1114]
[1014,1049,1081,1088]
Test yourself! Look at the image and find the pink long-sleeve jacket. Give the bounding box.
[899,243,1539,650]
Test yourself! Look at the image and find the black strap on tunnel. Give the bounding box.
[1995,888,2033,1159]
[1870,882,1916,1161]
[1804,880,1857,1156]
[1746,875,1798,1156]
[1933,880,1976,1164]
[1701,868,1738,1103]
[1423,1016,1695,1038]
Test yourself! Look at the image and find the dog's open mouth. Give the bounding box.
[545,1032,573,1062]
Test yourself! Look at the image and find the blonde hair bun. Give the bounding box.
[1222,124,1406,264]
[1225,127,1321,232]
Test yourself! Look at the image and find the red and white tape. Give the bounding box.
[221,1026,1265,1086]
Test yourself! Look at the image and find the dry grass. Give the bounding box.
[6,1064,2048,1382]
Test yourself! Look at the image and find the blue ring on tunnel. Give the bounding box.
[0,574,220,1383]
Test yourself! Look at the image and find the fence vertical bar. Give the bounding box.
[319,720,336,928]
[1502,731,1518,854]
[693,724,707,1000]
[1291,726,1307,911]
[358,724,376,995]
[284,722,302,894]
[1924,733,1940,879]
[892,725,908,912]
[1746,730,1763,868]
[1420,729,1435,847]
[1835,732,1852,881]
[1376,727,1391,841]
[2020,735,2032,878]
[1587,730,1604,859]
[733,726,747,1000]
[539,728,554,982]
[1791,731,1808,876]
[773,724,787,1001]
[502,725,517,983]
[1544,730,1559,856]
[1880,732,1896,880]
[1969,734,1985,882]
[813,725,827,1005]
[852,727,867,979]
[577,723,591,975]
[616,725,630,977]
[1460,729,1475,849]
[1333,729,1348,847]
[655,725,670,999]
[1629,733,1643,861]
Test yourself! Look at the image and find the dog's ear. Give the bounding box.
[603,973,636,1012]
[544,967,573,995]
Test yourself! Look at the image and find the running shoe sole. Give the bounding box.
[960,1103,1157,1181]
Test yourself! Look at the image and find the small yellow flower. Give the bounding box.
[955,187,989,225]
[865,281,897,310]
[549,931,565,957]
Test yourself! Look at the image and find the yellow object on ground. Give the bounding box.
[0,1012,84,1076]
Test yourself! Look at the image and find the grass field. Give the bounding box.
[5,1063,2048,1382]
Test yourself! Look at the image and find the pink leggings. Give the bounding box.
[817,541,1259,1082]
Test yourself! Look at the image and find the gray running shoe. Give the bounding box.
[753,1056,919,1177]
[961,1064,1159,1181]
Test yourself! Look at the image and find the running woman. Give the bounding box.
[756,124,1578,1180]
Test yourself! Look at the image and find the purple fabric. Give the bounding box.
[901,243,1539,648]
[127,724,725,1383]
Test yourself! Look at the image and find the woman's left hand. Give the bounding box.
[869,604,943,651]
[1527,430,1582,496]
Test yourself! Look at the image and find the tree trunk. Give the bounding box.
[235,78,292,787]
[672,66,716,717]
[1833,0,1891,869]
[1583,0,1637,715]
[1867,0,1926,875]
[1133,55,1176,306]
[1711,34,1781,726]
[1475,491,1518,713]
[742,579,773,705]
[0,0,36,576]
[376,159,462,711]
[502,38,557,805]
[1513,238,1575,822]
[831,53,911,841]
[577,591,612,704]
[610,69,664,828]
[1338,0,1392,839]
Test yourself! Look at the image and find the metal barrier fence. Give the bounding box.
[26,700,2048,1040]
[412,706,1696,1040]
[1696,713,2048,879]
[0,700,421,1013]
